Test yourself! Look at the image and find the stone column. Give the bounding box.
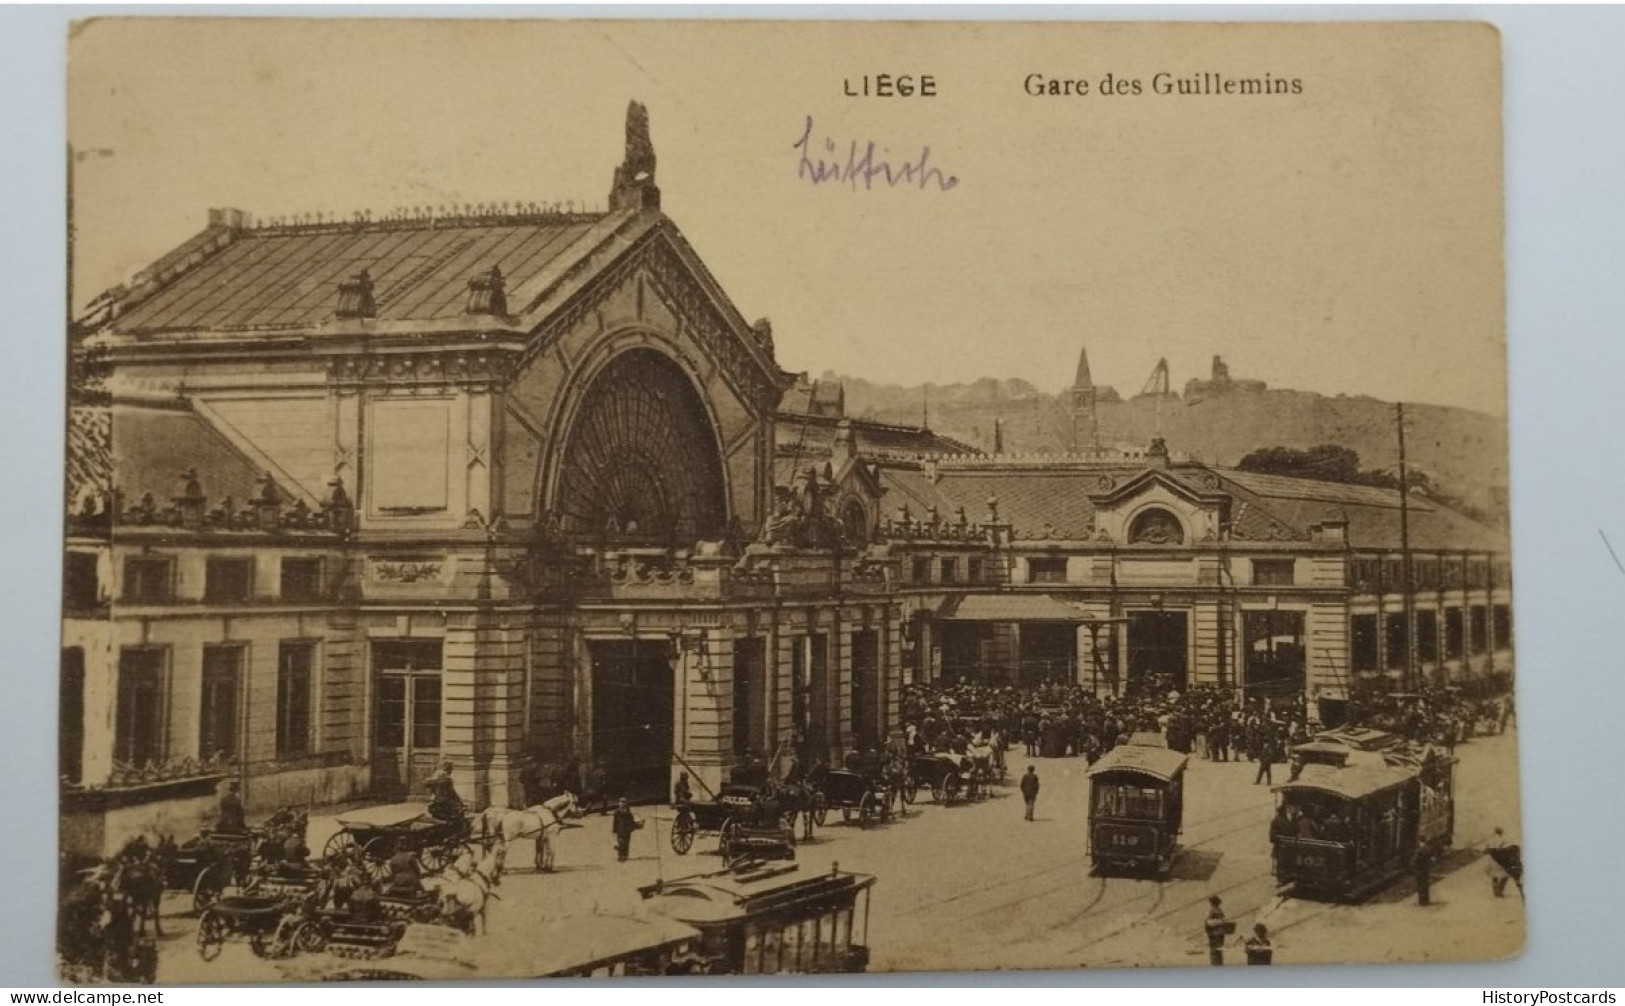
[676,625,732,795]
[77,623,119,786]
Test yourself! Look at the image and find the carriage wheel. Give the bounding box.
[858,792,878,827]
[942,773,960,804]
[293,920,329,954]
[322,831,357,861]
[195,910,226,962]
[929,777,944,803]
[671,810,696,855]
[192,859,234,915]
[418,841,463,876]
[811,795,828,828]
[361,837,396,882]
[900,777,917,806]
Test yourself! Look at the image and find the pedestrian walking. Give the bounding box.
[1413,847,1433,905]
[1020,765,1040,821]
[1486,827,1522,898]
[1204,895,1234,966]
[611,798,642,863]
[1253,733,1275,785]
[1244,924,1274,965]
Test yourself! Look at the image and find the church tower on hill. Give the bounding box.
[1067,345,1100,453]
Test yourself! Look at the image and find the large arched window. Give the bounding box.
[553,349,728,544]
[1128,507,1185,545]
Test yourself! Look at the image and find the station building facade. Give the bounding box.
[60,104,1512,854]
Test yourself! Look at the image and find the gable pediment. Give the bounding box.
[1090,468,1231,545]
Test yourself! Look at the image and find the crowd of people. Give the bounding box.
[900,673,1515,768]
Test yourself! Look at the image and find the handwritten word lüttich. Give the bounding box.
[792,116,959,193]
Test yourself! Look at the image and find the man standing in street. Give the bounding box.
[612,798,641,863]
[1254,731,1276,786]
[1020,765,1040,822]
[1413,846,1433,905]
[1204,895,1234,966]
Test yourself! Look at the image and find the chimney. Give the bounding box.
[208,207,251,231]
[465,266,508,317]
[608,101,660,213]
[336,270,376,319]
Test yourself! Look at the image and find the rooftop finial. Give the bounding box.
[609,101,660,212]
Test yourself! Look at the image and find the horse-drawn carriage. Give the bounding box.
[671,783,797,863]
[196,890,327,962]
[907,751,984,805]
[322,813,475,879]
[161,806,310,913]
[817,769,893,826]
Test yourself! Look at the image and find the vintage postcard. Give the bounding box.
[60,19,1519,981]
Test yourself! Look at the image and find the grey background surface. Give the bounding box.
[3,4,1621,988]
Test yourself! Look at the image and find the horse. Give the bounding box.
[477,793,581,880]
[105,842,165,939]
[422,872,492,937]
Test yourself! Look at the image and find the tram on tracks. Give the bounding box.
[1272,730,1457,902]
[1086,734,1189,876]
[639,861,877,974]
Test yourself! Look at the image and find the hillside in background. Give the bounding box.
[825,371,1510,525]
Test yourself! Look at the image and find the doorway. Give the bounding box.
[589,639,674,803]
[1126,610,1189,693]
[372,639,443,798]
[1018,623,1077,687]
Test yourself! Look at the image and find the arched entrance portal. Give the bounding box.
[553,348,728,545]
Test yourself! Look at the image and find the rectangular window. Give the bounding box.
[967,558,983,583]
[200,645,243,761]
[1383,613,1408,671]
[373,639,443,752]
[1350,614,1378,672]
[204,557,254,603]
[1444,608,1465,659]
[912,558,930,584]
[1467,559,1489,589]
[1416,610,1440,663]
[122,557,173,604]
[1351,558,1380,591]
[1469,605,1489,655]
[1493,604,1513,650]
[1252,559,1295,586]
[277,642,315,759]
[1414,558,1440,590]
[280,558,324,602]
[65,552,101,610]
[1028,557,1068,584]
[115,648,166,766]
[940,558,958,584]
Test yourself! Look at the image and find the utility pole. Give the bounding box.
[1396,403,1416,692]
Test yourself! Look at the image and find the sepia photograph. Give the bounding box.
[58,18,1521,982]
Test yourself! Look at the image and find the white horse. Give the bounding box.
[422,871,492,937]
[476,793,581,881]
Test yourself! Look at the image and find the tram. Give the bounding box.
[639,861,876,974]
[1272,733,1456,902]
[1086,734,1189,876]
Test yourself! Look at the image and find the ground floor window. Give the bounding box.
[373,640,443,750]
[277,641,315,759]
[1350,614,1378,672]
[1243,610,1305,696]
[1383,613,1408,671]
[1416,610,1440,663]
[1493,604,1513,649]
[1469,605,1489,655]
[61,648,85,783]
[200,645,244,762]
[115,648,166,766]
[1445,608,1465,659]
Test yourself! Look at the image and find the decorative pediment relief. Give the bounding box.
[1089,469,1230,546]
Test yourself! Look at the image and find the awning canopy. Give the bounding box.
[937,593,1091,622]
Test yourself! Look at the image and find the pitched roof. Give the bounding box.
[102,400,276,508]
[876,458,1507,552]
[101,209,647,335]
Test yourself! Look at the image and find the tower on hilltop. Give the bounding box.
[1067,345,1101,453]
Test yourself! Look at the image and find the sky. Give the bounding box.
[69,19,1507,414]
